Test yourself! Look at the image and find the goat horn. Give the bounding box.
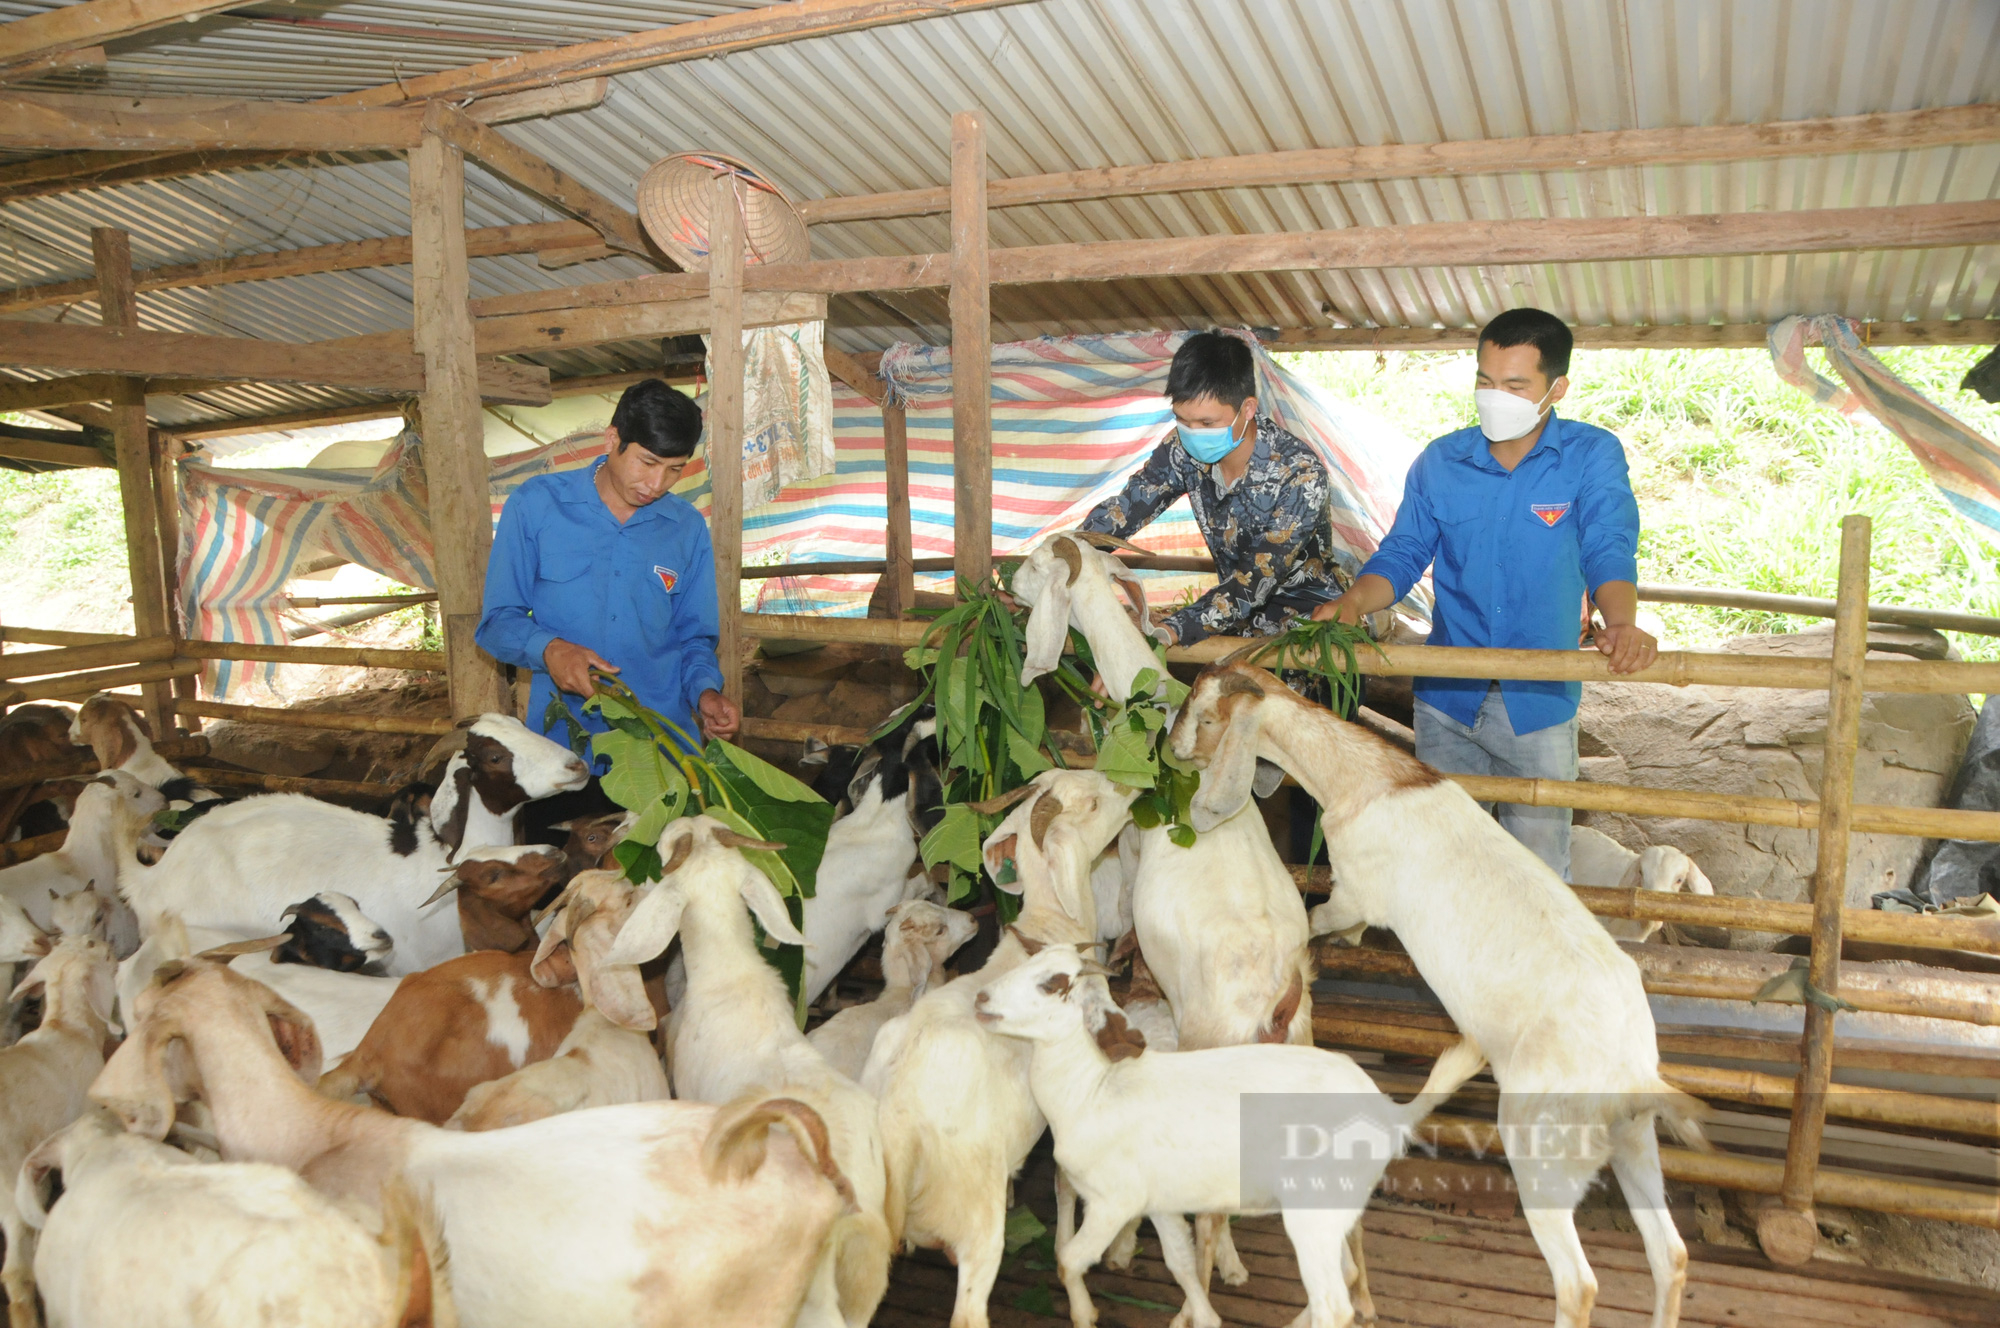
[421,877,463,908]
[1075,958,1115,979]
[1071,531,1151,555]
[1029,793,1064,850]
[195,933,290,960]
[1217,671,1267,698]
[1216,640,1270,668]
[279,904,302,920]
[712,828,787,853]
[1051,536,1083,586]
[661,834,694,877]
[965,785,1037,816]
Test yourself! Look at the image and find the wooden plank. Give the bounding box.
[0,0,246,69]
[950,110,992,594]
[0,434,108,468]
[0,221,598,317]
[0,374,230,408]
[463,78,609,125]
[799,104,2000,224]
[468,291,825,357]
[1271,319,2000,351]
[323,0,1040,107]
[708,174,746,706]
[421,102,649,256]
[0,320,549,401]
[0,91,425,152]
[411,128,507,719]
[1770,516,1874,1261]
[881,402,914,616]
[0,46,105,88]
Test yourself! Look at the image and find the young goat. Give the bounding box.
[975,943,1485,1328]
[18,1108,447,1328]
[423,843,569,953]
[319,948,583,1123]
[1569,827,1718,943]
[0,937,117,1328]
[1173,664,1709,1328]
[808,899,978,1081]
[858,769,1134,1328]
[0,706,76,842]
[119,714,589,974]
[93,957,862,1328]
[607,816,892,1328]
[0,771,163,956]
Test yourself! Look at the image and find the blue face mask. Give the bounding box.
[1177,412,1247,464]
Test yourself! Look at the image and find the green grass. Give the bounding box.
[1278,344,2000,662]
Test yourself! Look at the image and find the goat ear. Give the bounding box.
[91,1026,181,1142]
[1190,696,1267,832]
[15,1128,64,1229]
[1253,758,1286,799]
[1111,569,1168,644]
[86,957,117,1029]
[248,986,323,1083]
[588,968,658,1032]
[738,872,808,949]
[1020,570,1072,684]
[530,931,578,988]
[605,884,688,967]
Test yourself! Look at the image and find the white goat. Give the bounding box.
[93,956,864,1328]
[0,899,50,1051]
[0,936,117,1328]
[977,944,1485,1328]
[69,695,184,790]
[859,769,1133,1328]
[0,772,161,956]
[1173,664,1709,1328]
[1569,827,1717,942]
[1016,530,1315,1285]
[808,899,978,1081]
[17,1109,445,1328]
[118,715,588,974]
[606,816,891,1328]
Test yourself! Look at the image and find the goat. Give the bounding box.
[118,714,589,974]
[1173,663,1709,1328]
[808,899,978,1080]
[70,695,181,790]
[0,937,116,1328]
[1017,529,1315,1286]
[0,705,76,842]
[446,1007,668,1132]
[1569,827,1717,943]
[0,899,50,1050]
[556,811,629,877]
[0,772,162,956]
[17,1108,448,1328]
[858,769,1134,1328]
[319,948,583,1123]
[605,816,892,1328]
[423,844,568,953]
[975,943,1486,1328]
[92,957,864,1328]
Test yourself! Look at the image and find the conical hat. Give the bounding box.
[636,151,809,271]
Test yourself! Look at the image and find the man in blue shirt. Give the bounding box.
[1314,309,1656,878]
[478,379,741,756]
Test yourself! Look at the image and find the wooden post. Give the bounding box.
[91,227,175,737]
[1760,514,1872,1266]
[410,127,505,719]
[883,400,915,616]
[949,109,992,594]
[149,427,199,730]
[707,172,746,704]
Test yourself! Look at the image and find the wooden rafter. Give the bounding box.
[317,291,825,360]
[0,91,425,153]
[0,373,229,411]
[1269,320,2000,351]
[419,102,650,257]
[0,0,247,73]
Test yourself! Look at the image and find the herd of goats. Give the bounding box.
[0,533,1715,1328]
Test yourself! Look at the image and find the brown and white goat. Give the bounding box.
[423,844,568,953]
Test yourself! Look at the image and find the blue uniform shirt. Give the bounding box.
[1359,414,1640,735]
[477,462,725,756]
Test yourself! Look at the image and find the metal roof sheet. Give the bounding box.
[3,0,1998,431]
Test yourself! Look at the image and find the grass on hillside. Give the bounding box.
[1279,344,2000,663]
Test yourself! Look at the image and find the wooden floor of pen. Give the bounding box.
[873,1201,2000,1328]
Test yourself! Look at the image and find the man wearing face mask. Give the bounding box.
[1312,308,1655,879]
[1078,330,1346,647]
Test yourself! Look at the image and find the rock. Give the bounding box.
[1720,622,1954,662]
[1913,692,2000,904]
[1576,629,1974,922]
[826,679,893,730]
[201,720,337,778]
[772,692,836,727]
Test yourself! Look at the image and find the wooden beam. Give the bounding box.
[92,227,175,736]
[1270,319,2000,350]
[0,91,425,153]
[0,434,109,468]
[708,174,746,707]
[0,220,600,316]
[0,374,237,410]
[0,0,246,71]
[468,291,824,357]
[882,402,914,617]
[821,342,885,404]
[462,78,609,125]
[0,46,106,87]
[411,128,506,718]
[949,110,992,594]
[798,103,2000,224]
[0,320,550,402]
[420,102,650,257]
[324,0,1039,108]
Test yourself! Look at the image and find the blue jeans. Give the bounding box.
[1413,685,1579,880]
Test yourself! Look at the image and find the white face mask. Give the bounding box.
[1473,384,1558,443]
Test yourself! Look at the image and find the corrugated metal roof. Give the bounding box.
[3,0,1998,431]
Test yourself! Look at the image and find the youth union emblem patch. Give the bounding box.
[1530,502,1571,527]
[654,565,679,594]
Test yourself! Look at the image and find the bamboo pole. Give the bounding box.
[0,830,64,868]
[1639,583,2000,638]
[176,641,445,671]
[4,658,202,706]
[0,736,210,790]
[153,429,198,732]
[0,635,173,682]
[283,593,437,609]
[171,699,455,736]
[0,627,130,647]
[1767,517,1874,1264]
[882,401,916,616]
[179,766,400,800]
[949,109,992,594]
[708,172,746,706]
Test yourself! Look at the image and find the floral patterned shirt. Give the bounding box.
[1078,415,1346,645]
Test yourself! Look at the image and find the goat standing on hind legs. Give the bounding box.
[1172,663,1709,1328]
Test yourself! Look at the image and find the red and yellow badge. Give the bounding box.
[1530,502,1571,527]
[653,565,679,594]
